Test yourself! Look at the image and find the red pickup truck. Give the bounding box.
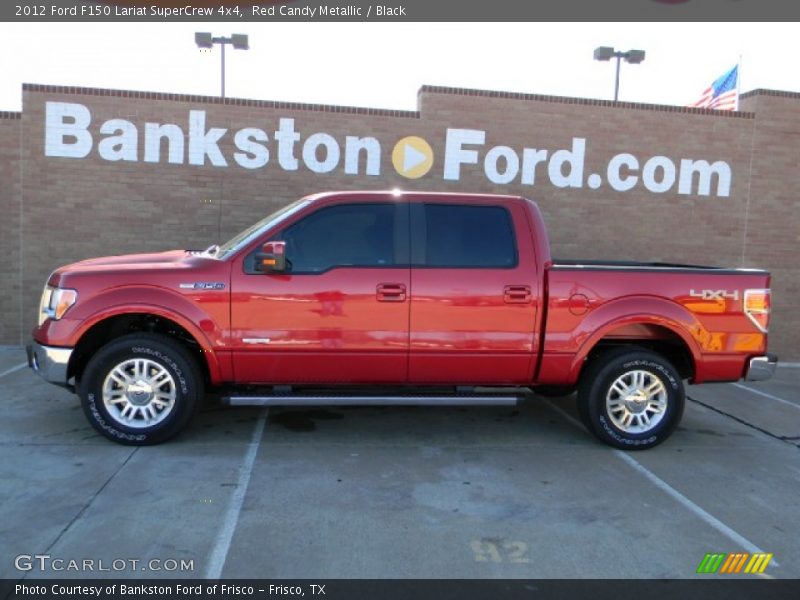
[27,191,776,449]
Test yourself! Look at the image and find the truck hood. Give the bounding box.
[49,250,206,285]
[68,250,190,269]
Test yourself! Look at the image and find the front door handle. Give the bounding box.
[377,283,407,302]
[504,285,532,304]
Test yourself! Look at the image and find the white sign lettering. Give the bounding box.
[42,101,733,197]
[188,110,227,167]
[144,123,184,164]
[45,102,93,158]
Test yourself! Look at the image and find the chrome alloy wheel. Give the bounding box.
[605,369,667,434]
[102,358,177,429]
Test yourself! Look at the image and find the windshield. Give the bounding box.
[216,199,311,259]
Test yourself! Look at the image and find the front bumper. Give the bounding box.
[26,341,73,387]
[744,353,778,382]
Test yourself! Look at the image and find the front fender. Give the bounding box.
[63,286,226,384]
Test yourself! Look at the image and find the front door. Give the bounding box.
[230,201,410,384]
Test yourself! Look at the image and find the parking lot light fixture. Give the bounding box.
[593,46,646,102]
[195,33,249,98]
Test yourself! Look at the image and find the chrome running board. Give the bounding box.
[222,395,520,407]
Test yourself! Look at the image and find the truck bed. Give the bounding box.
[552,259,768,275]
[539,262,771,385]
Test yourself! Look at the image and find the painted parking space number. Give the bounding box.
[470,540,531,563]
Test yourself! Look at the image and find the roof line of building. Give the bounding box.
[23,82,795,119]
[740,88,800,100]
[21,83,421,119]
[418,85,757,119]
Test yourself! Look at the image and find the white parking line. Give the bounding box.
[543,399,778,568]
[731,383,800,411]
[205,408,269,579]
[613,451,773,561]
[0,363,27,379]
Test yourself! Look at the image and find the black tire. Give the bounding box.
[576,347,684,450]
[78,333,203,445]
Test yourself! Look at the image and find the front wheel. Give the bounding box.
[78,333,203,445]
[577,347,685,450]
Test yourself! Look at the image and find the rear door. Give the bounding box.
[408,199,538,384]
[230,200,410,384]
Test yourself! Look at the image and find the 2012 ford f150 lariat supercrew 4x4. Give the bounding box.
[27,191,777,448]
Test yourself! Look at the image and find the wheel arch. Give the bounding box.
[569,303,703,386]
[68,310,222,386]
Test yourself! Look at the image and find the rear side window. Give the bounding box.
[279,203,397,273]
[421,204,517,268]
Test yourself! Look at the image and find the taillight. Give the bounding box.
[744,289,770,333]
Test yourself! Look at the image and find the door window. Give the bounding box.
[274,203,399,274]
[419,204,517,268]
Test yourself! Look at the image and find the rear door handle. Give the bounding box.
[504,285,532,304]
[377,283,407,302]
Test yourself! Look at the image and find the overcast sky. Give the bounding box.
[2,22,798,112]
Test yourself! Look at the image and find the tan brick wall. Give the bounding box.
[3,84,798,360]
[0,113,21,345]
[738,91,800,359]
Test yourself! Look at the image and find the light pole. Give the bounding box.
[195,33,249,98]
[593,46,646,102]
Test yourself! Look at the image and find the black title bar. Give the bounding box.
[6,0,800,22]
[4,580,800,600]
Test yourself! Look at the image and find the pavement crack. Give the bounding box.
[20,447,139,580]
[687,396,800,449]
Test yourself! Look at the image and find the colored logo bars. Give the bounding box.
[696,552,773,574]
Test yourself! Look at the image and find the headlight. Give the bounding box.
[38,286,78,325]
[38,286,53,326]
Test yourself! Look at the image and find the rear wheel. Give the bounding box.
[78,333,203,445]
[577,347,684,450]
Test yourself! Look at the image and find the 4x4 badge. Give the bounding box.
[689,289,739,301]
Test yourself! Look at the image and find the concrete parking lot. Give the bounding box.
[1,345,798,580]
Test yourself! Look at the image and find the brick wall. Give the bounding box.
[0,112,21,345]
[738,91,800,360]
[2,84,797,360]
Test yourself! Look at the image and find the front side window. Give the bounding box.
[218,198,311,259]
[276,203,398,273]
[421,204,517,268]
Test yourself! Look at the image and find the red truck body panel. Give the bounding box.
[539,268,770,385]
[406,196,541,384]
[33,191,771,389]
[230,266,411,383]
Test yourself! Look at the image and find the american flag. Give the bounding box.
[692,65,739,110]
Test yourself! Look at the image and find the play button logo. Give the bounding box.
[392,136,434,179]
[402,144,427,171]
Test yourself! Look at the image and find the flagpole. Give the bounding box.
[736,54,742,111]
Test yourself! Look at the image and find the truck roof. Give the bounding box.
[303,190,531,204]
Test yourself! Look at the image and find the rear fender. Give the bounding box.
[568,296,704,384]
